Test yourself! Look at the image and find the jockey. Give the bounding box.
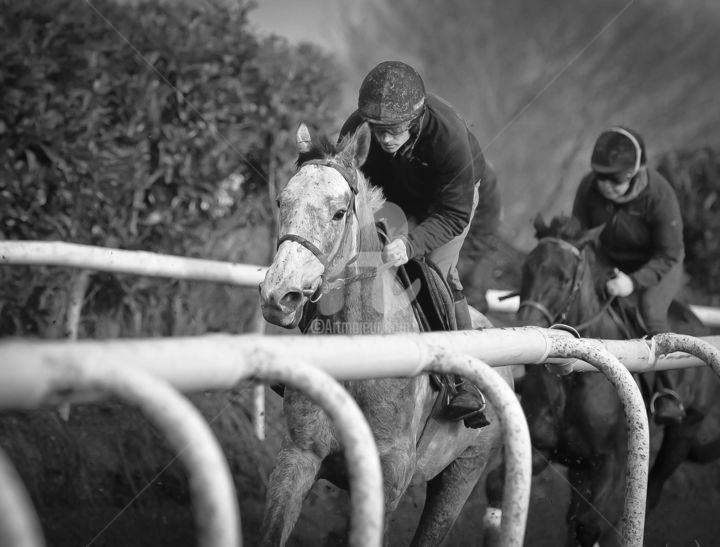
[339,60,501,428]
[572,126,686,424]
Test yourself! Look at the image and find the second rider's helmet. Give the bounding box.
[591,127,647,174]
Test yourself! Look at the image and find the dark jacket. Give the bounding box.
[339,94,493,258]
[571,167,684,289]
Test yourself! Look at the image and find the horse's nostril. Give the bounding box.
[279,291,302,309]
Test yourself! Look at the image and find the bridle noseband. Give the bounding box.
[275,158,382,302]
[518,238,585,327]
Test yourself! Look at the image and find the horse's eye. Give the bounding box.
[332,209,347,221]
[275,197,281,207]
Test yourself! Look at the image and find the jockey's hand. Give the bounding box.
[606,268,634,297]
[382,238,409,266]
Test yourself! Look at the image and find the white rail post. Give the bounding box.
[545,334,649,547]
[250,301,267,441]
[423,350,532,547]
[0,448,45,547]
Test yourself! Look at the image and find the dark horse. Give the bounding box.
[490,214,720,546]
[259,123,513,546]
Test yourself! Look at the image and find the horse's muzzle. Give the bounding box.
[259,283,306,329]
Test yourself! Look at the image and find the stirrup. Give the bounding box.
[445,384,489,428]
[649,388,686,422]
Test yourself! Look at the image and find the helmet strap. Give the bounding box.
[610,126,641,175]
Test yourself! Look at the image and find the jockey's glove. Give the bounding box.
[382,237,409,266]
[605,268,634,297]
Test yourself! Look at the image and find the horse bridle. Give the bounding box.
[275,158,382,302]
[518,238,586,327]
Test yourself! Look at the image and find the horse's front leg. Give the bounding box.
[647,410,703,508]
[567,454,623,547]
[261,396,334,547]
[260,439,324,546]
[378,440,417,546]
[412,441,494,547]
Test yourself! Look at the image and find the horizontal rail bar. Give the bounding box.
[0,241,266,286]
[487,289,720,328]
[1,329,718,409]
[4,242,719,328]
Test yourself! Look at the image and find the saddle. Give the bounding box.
[378,226,487,426]
[292,225,483,423]
[397,258,456,332]
[375,220,456,332]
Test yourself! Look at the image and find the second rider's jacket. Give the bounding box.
[572,167,684,289]
[339,94,494,258]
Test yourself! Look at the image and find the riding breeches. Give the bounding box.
[409,184,480,294]
[638,261,683,335]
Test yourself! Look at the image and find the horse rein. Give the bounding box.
[276,158,384,301]
[518,238,586,327]
[519,237,622,334]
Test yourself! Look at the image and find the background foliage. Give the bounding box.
[0,0,343,338]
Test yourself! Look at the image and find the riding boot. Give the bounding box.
[444,294,490,428]
[445,377,491,428]
[650,370,685,425]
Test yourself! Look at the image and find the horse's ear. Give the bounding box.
[337,122,371,168]
[533,213,548,238]
[296,123,313,154]
[353,123,371,167]
[575,223,605,249]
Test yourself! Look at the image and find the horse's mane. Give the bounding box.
[536,215,585,242]
[535,214,601,282]
[296,133,385,254]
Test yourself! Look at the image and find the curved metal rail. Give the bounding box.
[46,363,240,547]
[425,350,532,547]
[653,333,720,378]
[545,334,649,547]
[0,448,45,547]
[254,357,384,547]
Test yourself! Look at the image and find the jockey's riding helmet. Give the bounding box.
[358,61,426,126]
[591,127,647,174]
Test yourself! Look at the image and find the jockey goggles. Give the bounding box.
[596,169,636,186]
[368,120,412,136]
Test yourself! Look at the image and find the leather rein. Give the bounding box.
[275,159,388,302]
[518,237,613,332]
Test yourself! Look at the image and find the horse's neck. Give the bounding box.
[569,260,625,338]
[324,269,416,332]
[320,215,417,333]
